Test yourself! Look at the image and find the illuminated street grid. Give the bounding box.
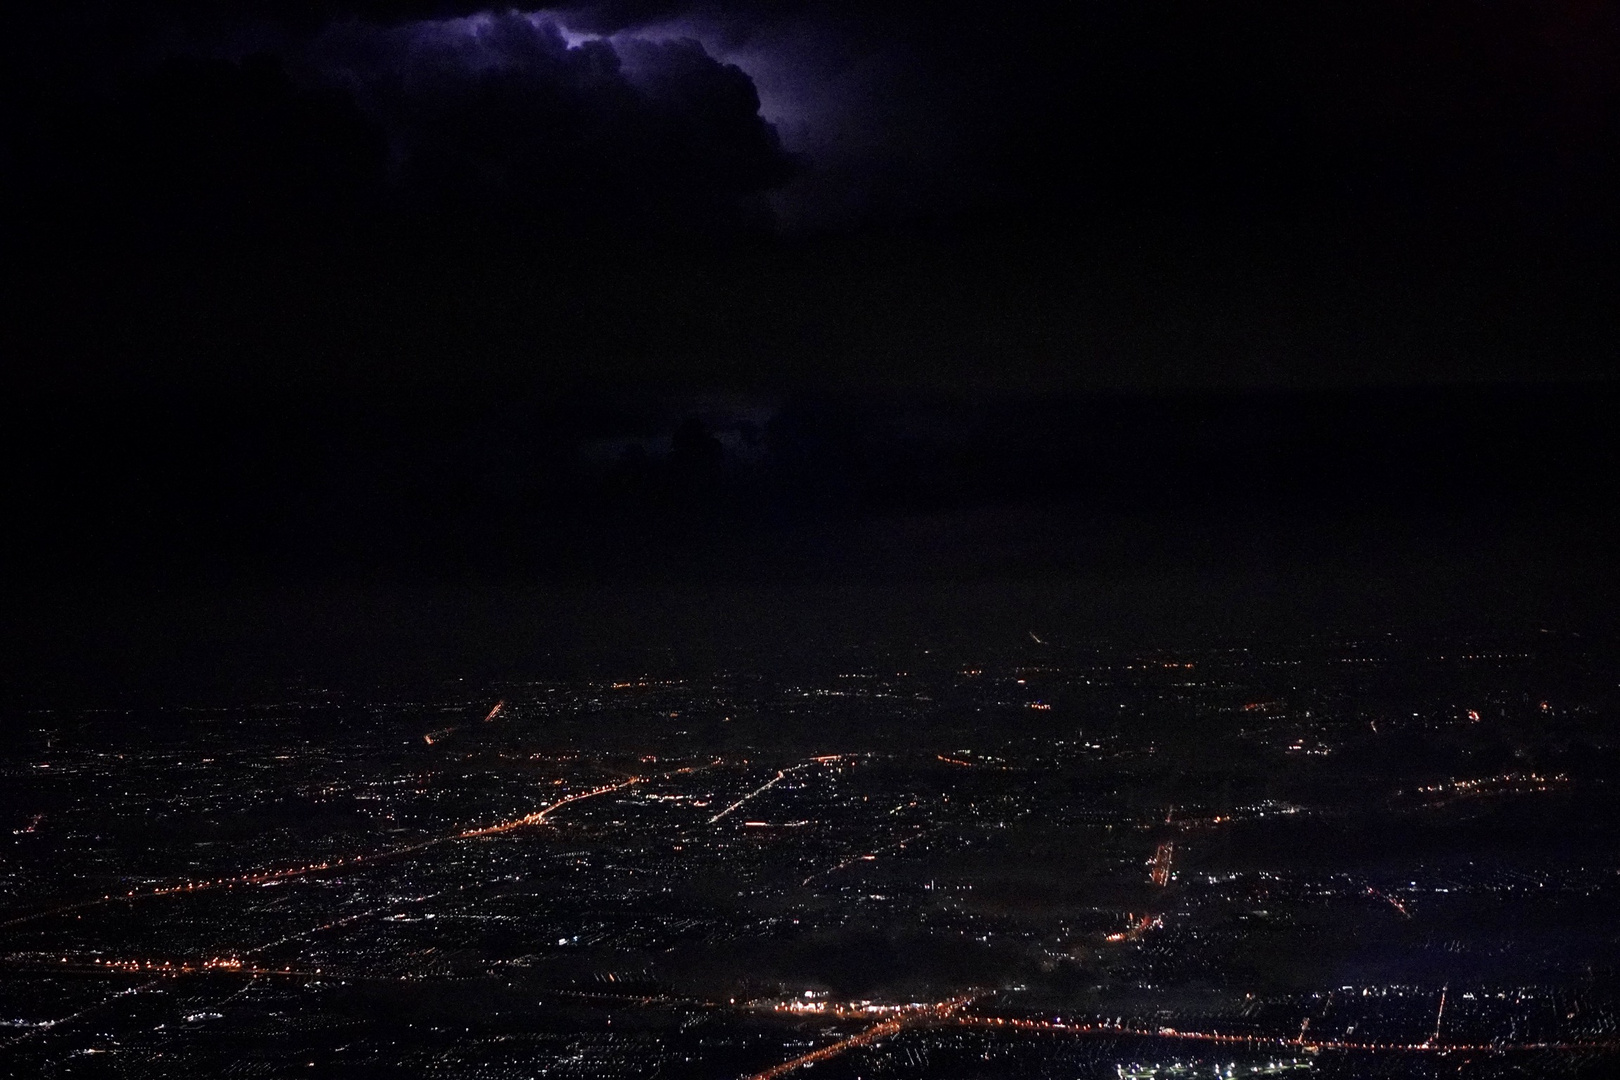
[3,635,1618,1077]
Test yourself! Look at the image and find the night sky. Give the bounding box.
[4,1,1619,695]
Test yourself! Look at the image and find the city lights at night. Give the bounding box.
[6,639,1620,1076]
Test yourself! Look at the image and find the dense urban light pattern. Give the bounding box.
[3,633,1619,1077]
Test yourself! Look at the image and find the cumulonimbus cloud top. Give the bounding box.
[301,10,798,229]
[296,5,941,230]
[4,1,949,237]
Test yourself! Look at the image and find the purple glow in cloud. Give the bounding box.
[558,8,955,226]
[300,8,797,229]
[552,9,924,160]
[313,10,802,131]
[311,12,620,90]
[333,8,829,141]
[303,7,927,228]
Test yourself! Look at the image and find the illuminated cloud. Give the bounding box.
[302,7,938,229]
[7,3,974,237]
[304,9,796,231]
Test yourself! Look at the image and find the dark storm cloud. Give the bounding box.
[6,0,1620,397]
[303,12,795,232]
[10,0,1620,237]
[289,5,960,229]
[4,5,803,245]
[1,2,976,236]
